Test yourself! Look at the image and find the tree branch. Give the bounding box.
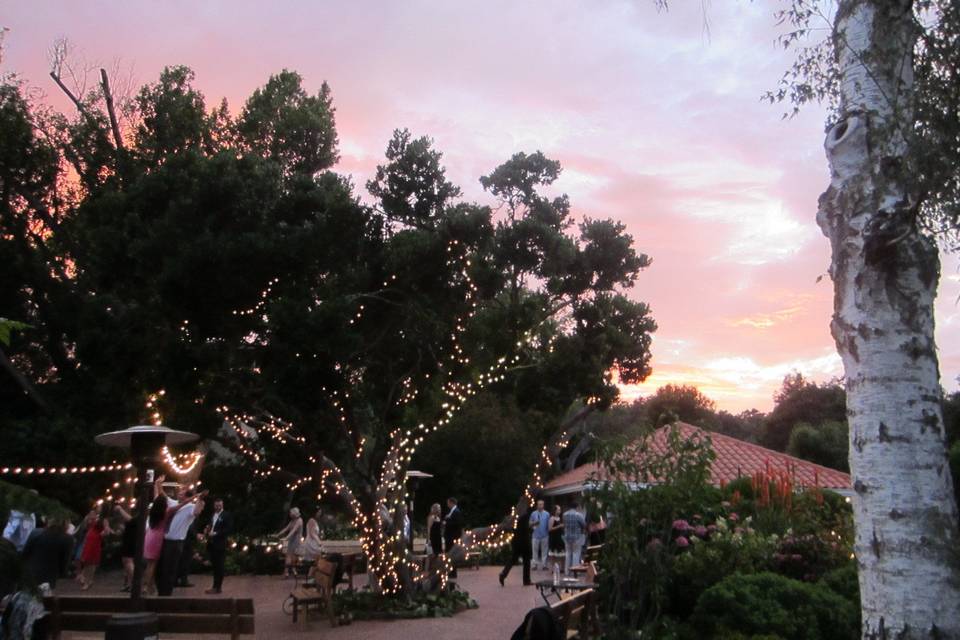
[0,346,50,413]
[99,68,125,152]
[48,71,88,116]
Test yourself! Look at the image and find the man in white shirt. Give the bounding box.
[156,484,205,596]
[2,510,35,552]
[529,500,550,571]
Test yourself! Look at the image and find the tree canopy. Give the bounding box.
[0,65,656,556]
[761,373,846,452]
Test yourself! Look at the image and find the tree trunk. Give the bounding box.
[818,1,960,636]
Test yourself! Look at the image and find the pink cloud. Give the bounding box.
[3,0,957,412]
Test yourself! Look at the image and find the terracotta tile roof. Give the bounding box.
[543,421,851,494]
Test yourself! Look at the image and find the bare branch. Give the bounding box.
[48,70,86,115]
[100,68,124,151]
[0,27,9,67]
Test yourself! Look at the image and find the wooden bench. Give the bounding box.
[550,589,598,639]
[319,540,364,556]
[44,596,254,640]
[289,557,337,627]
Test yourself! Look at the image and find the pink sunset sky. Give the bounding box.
[4,1,960,412]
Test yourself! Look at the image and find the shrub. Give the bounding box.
[693,572,858,640]
[721,477,853,541]
[333,588,477,620]
[590,426,717,633]
[669,517,777,615]
[222,538,284,575]
[773,531,851,582]
[819,564,860,631]
[0,480,75,529]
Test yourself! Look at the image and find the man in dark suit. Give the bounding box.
[204,498,233,594]
[443,497,464,551]
[176,520,198,588]
[499,502,533,586]
[21,518,73,592]
[443,497,464,578]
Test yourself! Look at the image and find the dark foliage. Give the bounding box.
[693,572,858,640]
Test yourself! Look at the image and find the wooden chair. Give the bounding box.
[570,545,603,577]
[583,545,603,562]
[549,589,598,639]
[44,596,255,640]
[290,557,337,627]
[337,552,359,591]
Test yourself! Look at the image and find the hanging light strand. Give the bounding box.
[0,462,132,476]
[161,446,204,475]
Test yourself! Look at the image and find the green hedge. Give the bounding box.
[693,572,858,640]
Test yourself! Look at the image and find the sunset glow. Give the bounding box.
[6,1,959,412]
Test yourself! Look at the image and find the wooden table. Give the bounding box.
[534,579,595,606]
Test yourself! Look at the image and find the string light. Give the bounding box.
[0,462,132,476]
[232,278,280,317]
[161,446,204,475]
[144,390,166,426]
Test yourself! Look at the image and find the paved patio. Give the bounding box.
[55,565,544,639]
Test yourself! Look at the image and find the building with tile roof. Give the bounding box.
[542,421,853,497]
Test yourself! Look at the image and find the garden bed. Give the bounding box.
[333,588,478,620]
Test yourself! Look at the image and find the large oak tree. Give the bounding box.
[0,64,655,595]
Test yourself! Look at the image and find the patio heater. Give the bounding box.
[95,425,199,603]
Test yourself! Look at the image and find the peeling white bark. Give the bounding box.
[818,1,960,638]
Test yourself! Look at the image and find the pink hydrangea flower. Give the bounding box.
[672,519,691,531]
[694,525,708,538]
[728,512,739,522]
[675,536,690,548]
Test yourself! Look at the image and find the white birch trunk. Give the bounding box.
[817,1,960,637]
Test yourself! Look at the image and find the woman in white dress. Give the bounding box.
[275,507,304,577]
[302,508,324,562]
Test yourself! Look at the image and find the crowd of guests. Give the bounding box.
[499,499,605,587]
[5,488,603,600]
[272,496,466,581]
[1,476,234,597]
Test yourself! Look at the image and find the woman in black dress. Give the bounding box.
[115,506,137,592]
[427,503,443,556]
[548,504,564,569]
